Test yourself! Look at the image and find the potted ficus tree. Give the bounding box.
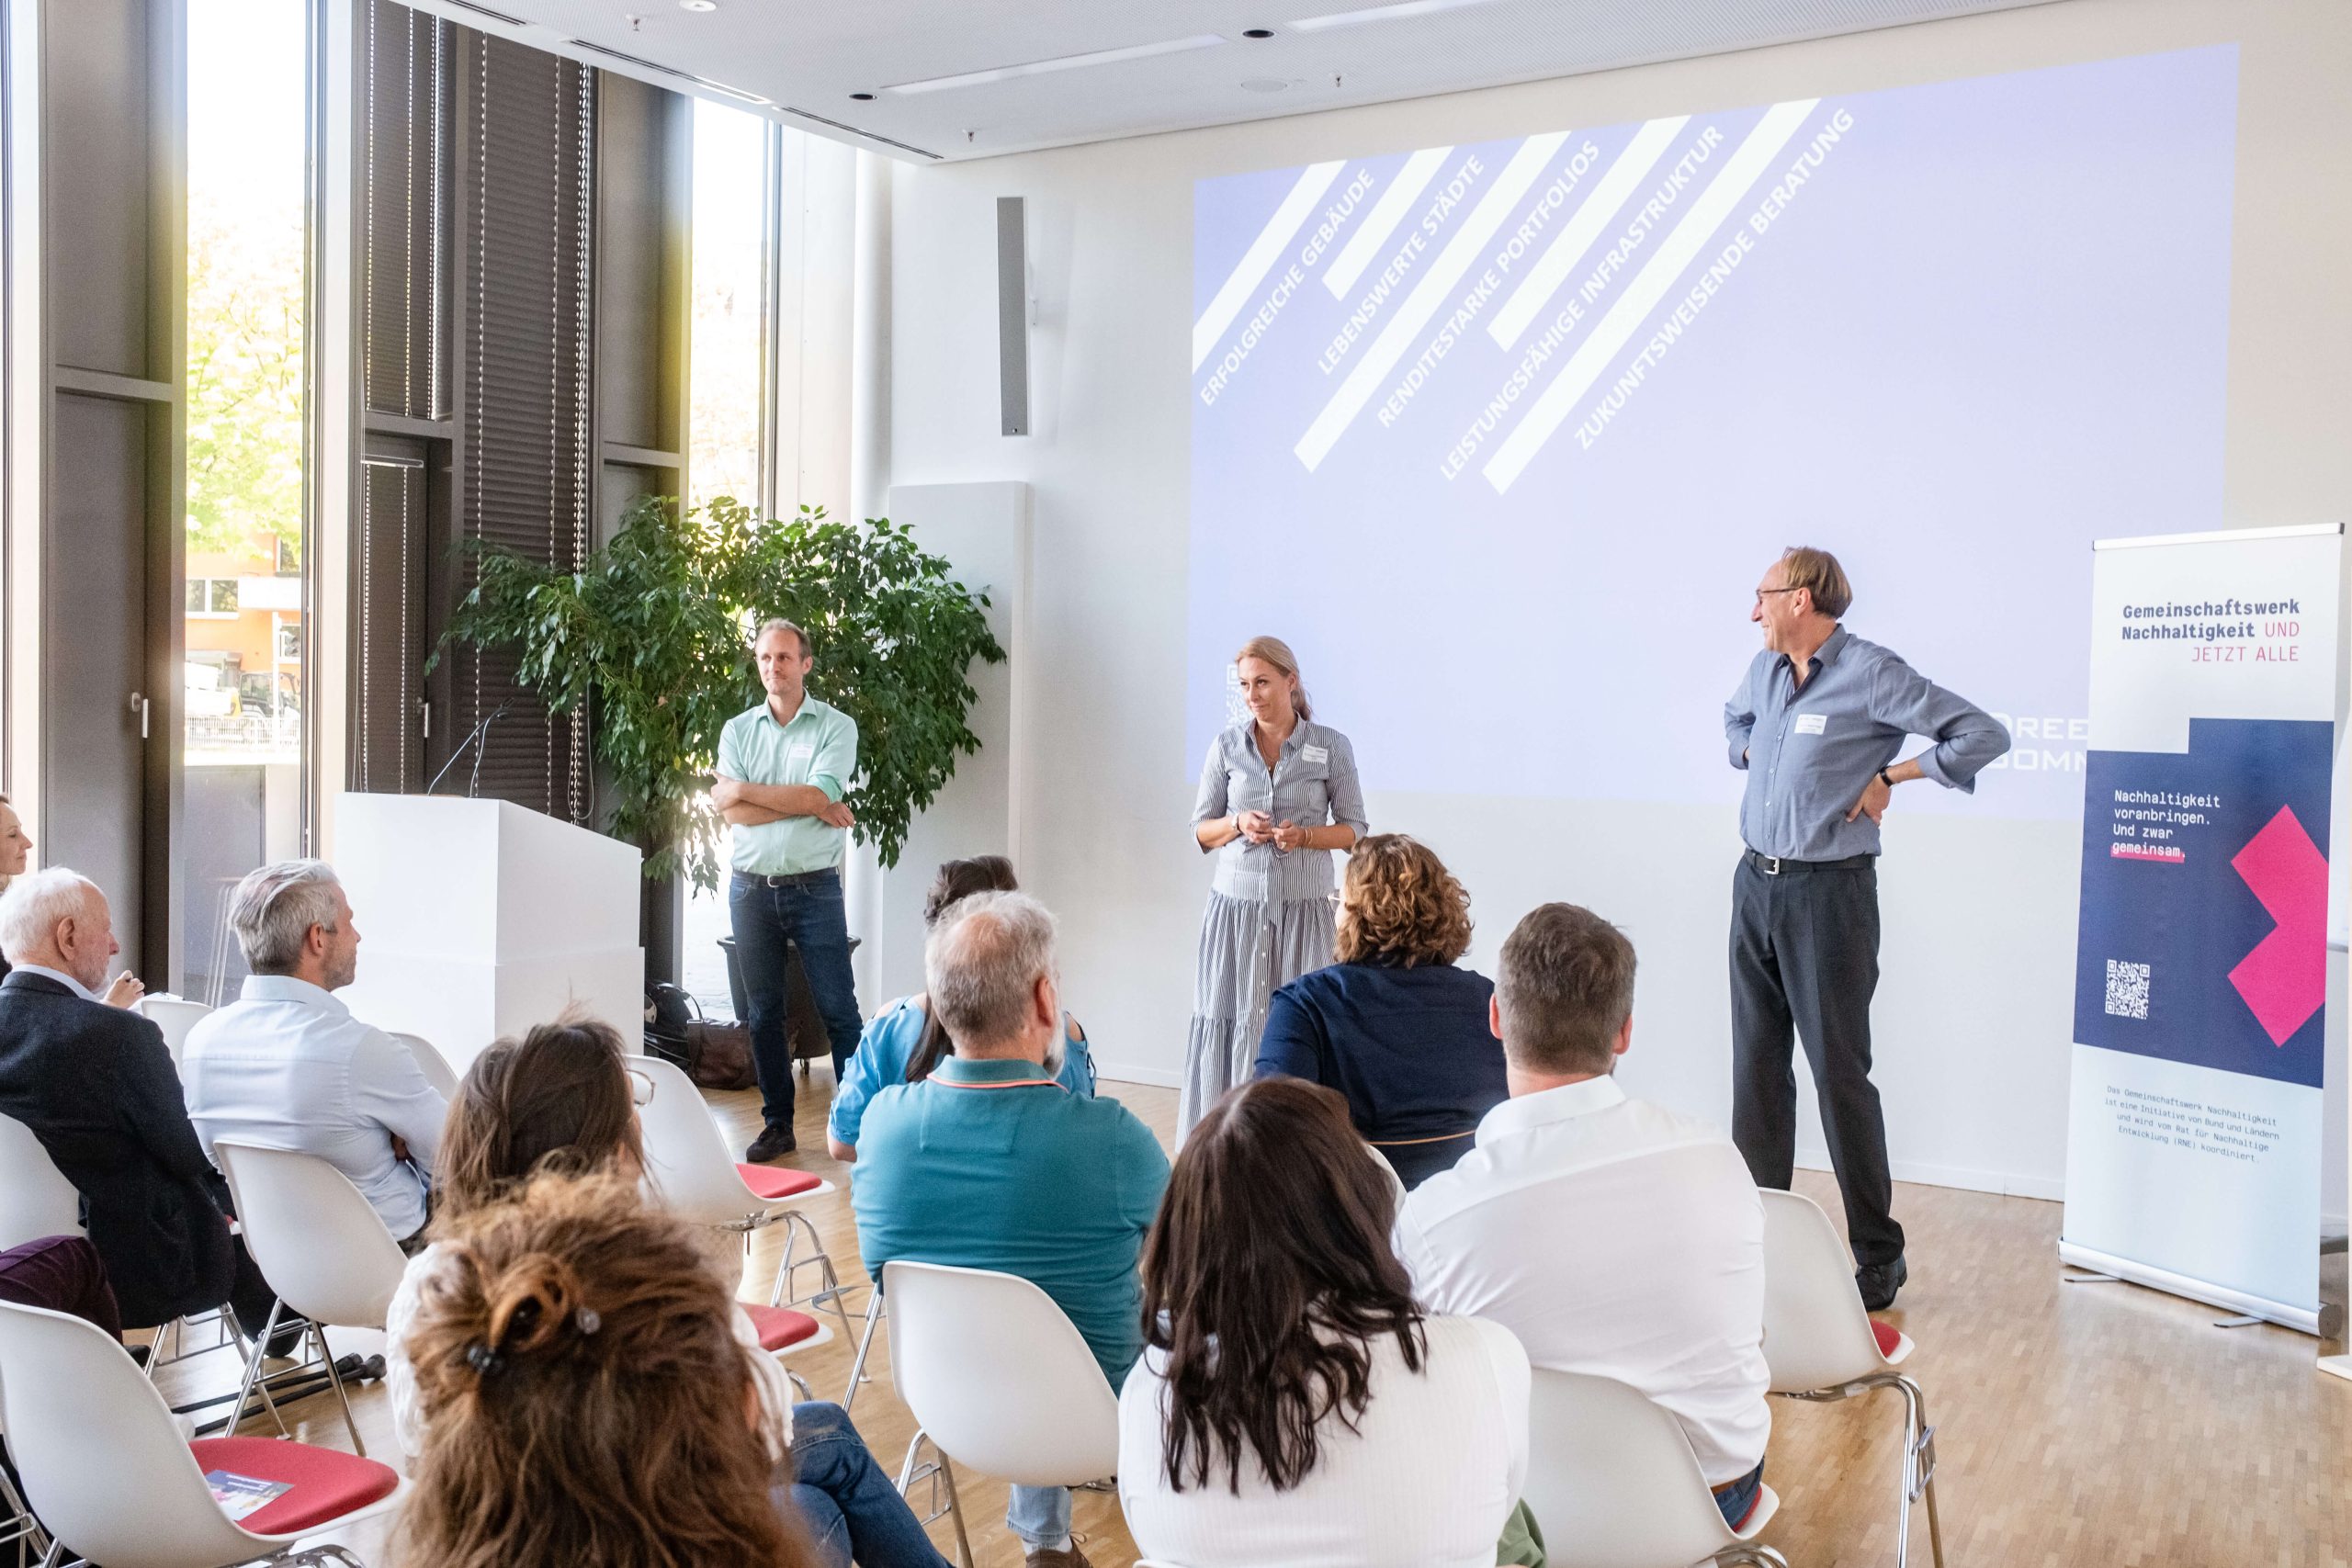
[439,496,1005,918]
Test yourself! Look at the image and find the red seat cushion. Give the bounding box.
[190,1436,399,1536]
[1871,1319,1903,1359]
[744,1303,821,1352]
[737,1163,821,1201]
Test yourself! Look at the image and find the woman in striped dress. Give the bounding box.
[1184,637,1366,1136]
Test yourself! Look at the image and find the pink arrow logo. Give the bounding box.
[2229,806,2328,1046]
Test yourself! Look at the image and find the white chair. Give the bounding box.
[136,996,213,1069]
[1759,1189,1945,1568]
[881,1259,1123,1568]
[213,1141,408,1453]
[389,1032,458,1100]
[0,1299,405,1568]
[0,1111,79,1251]
[625,1054,854,1343]
[1523,1369,1784,1568]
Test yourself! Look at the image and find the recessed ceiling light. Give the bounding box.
[678,0,718,11]
[884,33,1227,95]
[1241,78,1289,92]
[1243,28,1274,39]
[850,92,876,100]
[1291,0,1506,31]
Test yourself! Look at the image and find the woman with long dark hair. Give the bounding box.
[825,855,1096,1163]
[386,1011,950,1568]
[1118,1077,1529,1566]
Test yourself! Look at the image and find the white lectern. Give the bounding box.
[332,794,643,1072]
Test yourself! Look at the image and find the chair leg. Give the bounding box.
[314,1322,366,1456]
[1888,1373,1945,1568]
[933,1450,974,1568]
[773,1213,858,1346]
[1711,1548,1789,1568]
[226,1299,285,1438]
[842,1288,885,1414]
[0,1461,50,1567]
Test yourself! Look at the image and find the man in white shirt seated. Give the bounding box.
[1395,901,1771,1529]
[184,860,447,1247]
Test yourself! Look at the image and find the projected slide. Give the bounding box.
[1189,47,2238,821]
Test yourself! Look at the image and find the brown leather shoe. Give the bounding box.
[1023,1546,1094,1568]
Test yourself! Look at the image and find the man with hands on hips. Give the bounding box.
[714,617,865,1164]
[1724,547,2009,1311]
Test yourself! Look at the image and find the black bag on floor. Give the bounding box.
[644,983,758,1091]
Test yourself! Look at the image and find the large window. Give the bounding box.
[687,96,768,510]
[184,0,310,1000]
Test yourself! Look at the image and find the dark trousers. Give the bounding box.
[1728,855,1905,1267]
[729,869,864,1130]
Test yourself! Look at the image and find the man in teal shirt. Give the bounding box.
[715,617,863,1161]
[853,891,1170,1568]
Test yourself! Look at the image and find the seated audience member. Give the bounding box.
[828,855,1097,1162]
[393,1171,824,1568]
[1396,903,1771,1529]
[1253,834,1505,1189]
[0,870,278,1340]
[387,1012,946,1568]
[1119,1077,1528,1568]
[184,861,446,1245]
[853,892,1170,1568]
[0,794,140,1003]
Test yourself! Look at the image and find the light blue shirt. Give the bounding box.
[717,694,859,876]
[852,1055,1169,1387]
[1724,625,2011,861]
[1192,718,1370,904]
[182,975,448,1240]
[829,995,1098,1147]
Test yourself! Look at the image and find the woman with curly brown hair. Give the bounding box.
[1252,834,1506,1189]
[1117,1077,1529,1566]
[393,1169,821,1568]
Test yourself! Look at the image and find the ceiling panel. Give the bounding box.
[418,0,2066,162]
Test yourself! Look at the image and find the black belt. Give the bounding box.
[735,868,840,888]
[1743,850,1875,876]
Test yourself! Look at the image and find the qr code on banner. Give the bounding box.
[2104,959,2151,1021]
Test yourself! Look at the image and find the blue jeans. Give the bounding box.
[1007,1484,1070,1551]
[778,1401,954,1568]
[1714,1459,1766,1530]
[730,869,864,1128]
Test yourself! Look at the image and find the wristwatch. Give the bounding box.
[1877,767,1894,790]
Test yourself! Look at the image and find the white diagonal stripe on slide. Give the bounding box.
[1192,161,1346,373]
[1487,115,1690,349]
[1294,132,1571,472]
[1483,99,1819,495]
[1322,145,1453,299]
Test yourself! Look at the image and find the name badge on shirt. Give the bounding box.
[1299,744,1329,763]
[787,743,817,765]
[1792,714,1827,736]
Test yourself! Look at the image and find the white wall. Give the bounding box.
[883,0,2352,1204]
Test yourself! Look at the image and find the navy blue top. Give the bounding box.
[1253,959,1507,1190]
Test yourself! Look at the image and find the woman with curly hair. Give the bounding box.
[1252,834,1505,1189]
[1117,1077,1529,1566]
[393,1169,821,1568]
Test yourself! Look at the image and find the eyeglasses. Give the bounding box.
[626,1067,656,1107]
[1754,587,1801,605]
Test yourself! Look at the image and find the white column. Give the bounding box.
[842,148,895,1006]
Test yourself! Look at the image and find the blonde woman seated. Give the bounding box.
[1253,835,1505,1188]
[1119,1077,1529,1568]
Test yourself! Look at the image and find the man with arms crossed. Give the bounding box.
[1725,547,2009,1309]
[715,618,863,1162]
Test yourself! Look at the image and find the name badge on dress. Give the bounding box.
[1299,744,1329,763]
[1792,714,1827,736]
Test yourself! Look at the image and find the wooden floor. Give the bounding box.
[148,1068,2352,1568]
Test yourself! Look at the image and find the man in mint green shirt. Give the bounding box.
[715,618,864,1161]
[853,891,1170,1568]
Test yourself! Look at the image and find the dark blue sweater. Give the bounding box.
[1253,958,1507,1190]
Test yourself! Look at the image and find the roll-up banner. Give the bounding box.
[2062,524,2343,1333]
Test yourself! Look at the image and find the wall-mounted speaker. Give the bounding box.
[997,196,1029,437]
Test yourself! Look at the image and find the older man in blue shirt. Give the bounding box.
[853,891,1169,1568]
[1724,547,2008,1310]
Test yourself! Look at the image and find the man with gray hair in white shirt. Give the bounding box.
[183,860,447,1245]
[1395,901,1772,1531]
